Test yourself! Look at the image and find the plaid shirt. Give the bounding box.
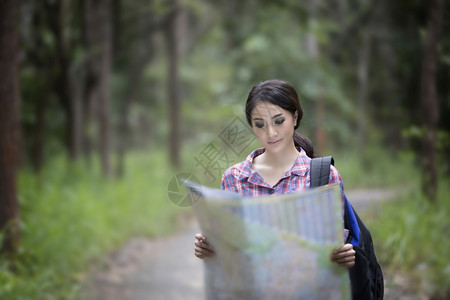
[221,147,346,205]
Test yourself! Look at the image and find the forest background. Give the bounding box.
[0,0,449,299]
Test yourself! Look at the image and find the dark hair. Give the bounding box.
[245,79,315,158]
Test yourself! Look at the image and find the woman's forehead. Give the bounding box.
[251,102,287,118]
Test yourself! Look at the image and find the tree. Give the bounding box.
[0,0,21,261]
[113,0,160,176]
[85,0,113,176]
[305,0,327,155]
[20,1,86,170]
[356,6,373,156]
[47,0,79,160]
[165,0,184,169]
[420,0,444,202]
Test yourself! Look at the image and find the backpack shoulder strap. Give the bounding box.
[310,157,359,245]
[311,156,384,299]
[310,156,334,187]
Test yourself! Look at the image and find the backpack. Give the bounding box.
[310,156,384,300]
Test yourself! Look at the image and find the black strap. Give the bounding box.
[310,157,352,242]
[310,156,334,187]
[310,156,384,299]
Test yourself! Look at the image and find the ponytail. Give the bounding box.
[293,132,315,158]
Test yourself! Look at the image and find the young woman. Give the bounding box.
[194,79,355,268]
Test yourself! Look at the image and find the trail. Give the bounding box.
[83,189,424,300]
[83,218,203,300]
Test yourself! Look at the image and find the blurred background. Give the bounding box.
[0,0,449,299]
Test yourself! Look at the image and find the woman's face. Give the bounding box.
[250,102,297,153]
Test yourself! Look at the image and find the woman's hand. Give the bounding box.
[194,233,216,259]
[330,243,356,268]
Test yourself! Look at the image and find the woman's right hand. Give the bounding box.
[194,233,216,259]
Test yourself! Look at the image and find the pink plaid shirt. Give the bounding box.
[220,147,349,241]
[220,147,346,204]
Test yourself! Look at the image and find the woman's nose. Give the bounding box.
[267,125,277,138]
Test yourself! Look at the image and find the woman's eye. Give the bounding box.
[274,119,285,125]
[255,123,265,128]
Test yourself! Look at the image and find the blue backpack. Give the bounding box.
[310,156,384,300]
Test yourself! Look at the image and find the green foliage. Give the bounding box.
[335,147,449,296]
[8,0,450,297]
[368,184,450,298]
[0,150,180,299]
[332,148,419,190]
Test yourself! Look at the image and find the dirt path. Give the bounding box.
[83,218,204,300]
[83,189,425,300]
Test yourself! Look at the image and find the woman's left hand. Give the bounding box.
[330,243,356,268]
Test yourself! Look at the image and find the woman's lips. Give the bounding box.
[267,139,281,145]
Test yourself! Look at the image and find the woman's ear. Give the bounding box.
[293,111,298,125]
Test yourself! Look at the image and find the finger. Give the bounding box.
[195,234,208,243]
[331,255,355,264]
[330,249,356,260]
[195,240,214,251]
[338,261,355,268]
[342,243,353,251]
[333,255,355,264]
[195,241,214,250]
[331,248,355,259]
[195,243,214,253]
[194,240,215,253]
[332,254,355,266]
[332,256,355,268]
[332,243,353,254]
[195,247,215,257]
[195,249,205,259]
[198,248,215,256]
[195,245,215,256]
[331,251,355,261]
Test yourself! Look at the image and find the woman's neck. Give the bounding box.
[260,142,299,169]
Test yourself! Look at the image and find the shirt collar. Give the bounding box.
[290,147,310,176]
[236,147,310,182]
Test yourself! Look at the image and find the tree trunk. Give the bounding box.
[305,0,327,155]
[420,0,444,203]
[357,26,372,155]
[70,61,85,162]
[48,0,77,160]
[98,0,112,177]
[85,0,112,176]
[30,92,48,172]
[68,0,85,161]
[116,68,137,177]
[165,0,183,169]
[114,0,133,177]
[222,0,239,51]
[0,0,21,261]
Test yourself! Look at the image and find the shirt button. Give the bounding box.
[269,189,275,194]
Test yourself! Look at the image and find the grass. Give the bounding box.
[332,147,449,297]
[367,184,450,298]
[0,149,181,300]
[1,145,448,299]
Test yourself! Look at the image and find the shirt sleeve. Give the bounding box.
[329,165,350,242]
[328,165,346,208]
